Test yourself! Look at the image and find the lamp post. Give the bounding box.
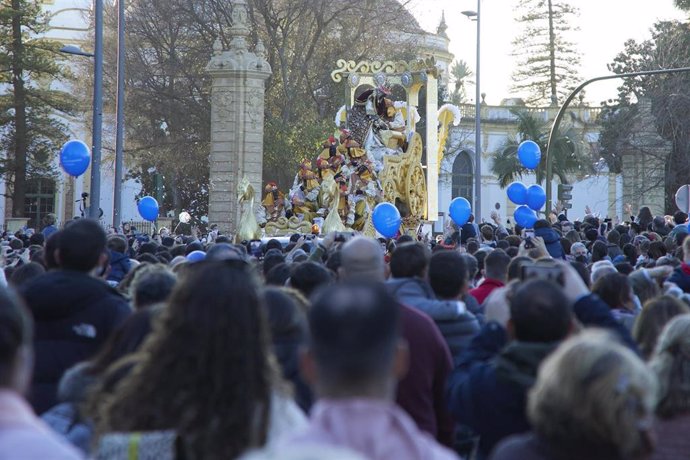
[90,0,103,220]
[462,1,482,222]
[59,0,103,221]
[113,0,126,228]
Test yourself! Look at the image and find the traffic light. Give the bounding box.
[558,183,573,209]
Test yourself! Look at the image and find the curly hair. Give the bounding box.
[94,262,281,459]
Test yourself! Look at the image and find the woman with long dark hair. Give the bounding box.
[93,262,305,459]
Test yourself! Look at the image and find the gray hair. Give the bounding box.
[528,331,656,459]
[590,260,616,284]
[570,242,586,255]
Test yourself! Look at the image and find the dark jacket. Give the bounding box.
[446,294,637,460]
[107,250,131,284]
[461,223,478,245]
[534,227,565,259]
[41,363,96,454]
[397,304,455,447]
[20,270,131,414]
[668,263,690,293]
[489,433,625,460]
[435,309,481,364]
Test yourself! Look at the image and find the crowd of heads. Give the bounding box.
[0,204,689,459]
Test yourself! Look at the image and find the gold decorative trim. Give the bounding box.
[331,57,439,83]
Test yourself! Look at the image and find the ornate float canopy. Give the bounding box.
[330,57,440,86]
[331,57,440,222]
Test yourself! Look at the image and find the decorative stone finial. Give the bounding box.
[230,0,250,51]
[213,38,223,55]
[255,38,266,60]
[437,10,448,38]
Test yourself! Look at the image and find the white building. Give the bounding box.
[436,103,620,233]
[1,0,141,231]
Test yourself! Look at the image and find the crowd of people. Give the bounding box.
[1,205,690,459]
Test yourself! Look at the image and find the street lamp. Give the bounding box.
[463,2,482,222]
[59,45,94,58]
[113,0,126,228]
[59,1,103,220]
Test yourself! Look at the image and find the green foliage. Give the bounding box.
[0,0,77,215]
[676,0,690,11]
[104,0,418,217]
[603,20,690,211]
[511,0,582,106]
[449,60,473,104]
[491,110,591,187]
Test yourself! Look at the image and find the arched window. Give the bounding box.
[452,151,473,204]
[25,178,56,229]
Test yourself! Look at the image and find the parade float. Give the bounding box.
[236,58,461,241]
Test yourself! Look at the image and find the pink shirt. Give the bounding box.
[280,398,458,460]
[0,390,82,460]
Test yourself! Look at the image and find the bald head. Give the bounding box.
[339,237,385,282]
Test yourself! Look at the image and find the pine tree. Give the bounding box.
[676,0,690,11]
[511,0,582,106]
[0,0,77,217]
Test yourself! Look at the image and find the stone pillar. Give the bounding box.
[206,0,271,235]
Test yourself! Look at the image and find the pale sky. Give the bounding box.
[408,0,687,106]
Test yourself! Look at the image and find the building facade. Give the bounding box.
[1,0,141,231]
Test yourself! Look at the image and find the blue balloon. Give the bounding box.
[506,182,528,205]
[517,140,541,170]
[514,205,538,228]
[137,196,159,222]
[60,140,91,177]
[186,250,206,263]
[526,184,546,211]
[372,202,401,238]
[449,197,472,226]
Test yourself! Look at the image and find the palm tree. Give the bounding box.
[491,109,592,187]
[450,60,474,104]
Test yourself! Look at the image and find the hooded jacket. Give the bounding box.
[20,271,131,414]
[386,278,463,321]
[534,227,565,259]
[107,250,131,284]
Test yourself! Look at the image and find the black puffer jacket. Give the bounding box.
[20,270,131,414]
[436,312,481,364]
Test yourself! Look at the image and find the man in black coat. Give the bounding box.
[20,219,131,414]
[428,250,481,364]
[446,263,638,460]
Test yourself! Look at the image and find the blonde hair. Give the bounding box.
[528,330,656,459]
[650,314,690,418]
